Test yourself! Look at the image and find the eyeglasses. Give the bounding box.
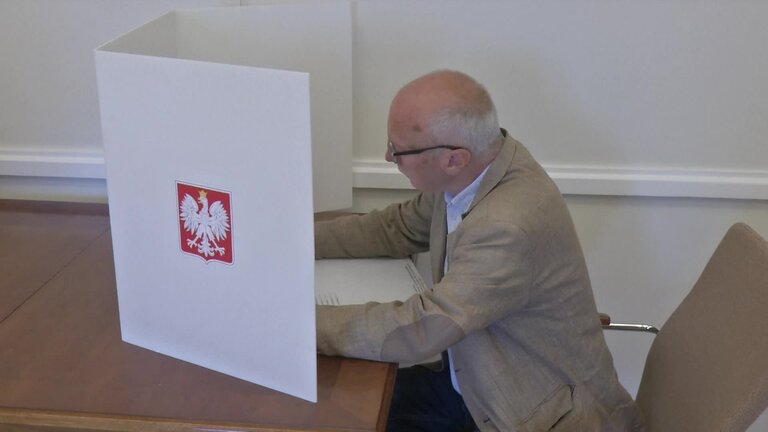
[387,140,464,163]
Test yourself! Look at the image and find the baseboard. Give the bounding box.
[3,148,768,201]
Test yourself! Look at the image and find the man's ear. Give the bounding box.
[441,149,472,175]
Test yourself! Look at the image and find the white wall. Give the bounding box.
[4,0,768,200]
[0,0,237,177]
[349,0,768,201]
[1,0,767,429]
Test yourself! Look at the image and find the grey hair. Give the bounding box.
[426,78,500,155]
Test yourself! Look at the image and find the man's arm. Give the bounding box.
[314,192,434,259]
[316,220,533,364]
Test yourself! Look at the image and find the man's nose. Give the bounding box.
[385,149,394,163]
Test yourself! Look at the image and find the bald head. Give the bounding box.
[388,70,500,157]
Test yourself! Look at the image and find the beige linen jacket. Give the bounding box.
[315,134,644,431]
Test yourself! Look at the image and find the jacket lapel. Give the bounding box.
[464,131,518,218]
[430,198,447,284]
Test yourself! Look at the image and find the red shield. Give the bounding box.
[177,182,234,264]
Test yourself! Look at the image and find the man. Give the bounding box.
[315,70,644,431]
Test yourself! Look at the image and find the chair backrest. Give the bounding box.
[636,223,768,432]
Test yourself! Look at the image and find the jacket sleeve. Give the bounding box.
[316,220,533,364]
[314,192,434,259]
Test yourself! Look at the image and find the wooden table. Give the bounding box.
[0,200,396,432]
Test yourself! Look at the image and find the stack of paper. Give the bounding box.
[315,258,428,306]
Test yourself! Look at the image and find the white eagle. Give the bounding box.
[179,189,230,257]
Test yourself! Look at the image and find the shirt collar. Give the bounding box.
[444,165,491,214]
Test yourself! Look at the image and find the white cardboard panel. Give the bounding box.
[100,3,353,211]
[96,10,319,401]
[181,5,353,212]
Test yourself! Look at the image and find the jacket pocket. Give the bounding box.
[520,384,574,432]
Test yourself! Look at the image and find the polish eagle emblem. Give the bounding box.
[179,189,231,260]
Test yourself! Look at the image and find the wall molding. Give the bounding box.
[0,147,106,179]
[3,149,768,200]
[353,159,768,200]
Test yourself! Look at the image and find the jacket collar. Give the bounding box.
[464,129,518,217]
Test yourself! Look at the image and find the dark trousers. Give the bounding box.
[386,363,478,432]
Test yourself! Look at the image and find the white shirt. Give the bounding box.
[443,165,491,394]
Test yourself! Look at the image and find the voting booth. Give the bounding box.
[95,2,352,402]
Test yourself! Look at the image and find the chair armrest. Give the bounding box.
[599,313,659,334]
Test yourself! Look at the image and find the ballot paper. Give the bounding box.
[315,258,429,306]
